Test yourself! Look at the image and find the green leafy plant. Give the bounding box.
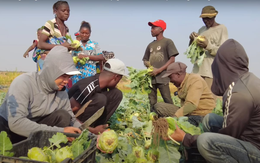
[185,35,206,67]
[127,66,153,94]
[24,130,92,163]
[0,131,14,157]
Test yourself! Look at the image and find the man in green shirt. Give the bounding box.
[143,19,179,112]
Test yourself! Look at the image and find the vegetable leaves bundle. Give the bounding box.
[185,36,206,67]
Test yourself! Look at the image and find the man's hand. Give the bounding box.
[88,124,109,135]
[78,54,85,59]
[197,37,208,48]
[189,32,199,41]
[144,61,151,68]
[62,42,77,51]
[150,68,161,76]
[175,108,183,117]
[64,127,82,142]
[163,125,186,142]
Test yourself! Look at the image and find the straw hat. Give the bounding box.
[200,6,218,18]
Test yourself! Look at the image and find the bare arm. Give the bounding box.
[99,61,104,71]
[157,56,175,73]
[37,33,56,50]
[23,42,37,58]
[79,54,104,61]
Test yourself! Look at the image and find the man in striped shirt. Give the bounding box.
[68,58,126,127]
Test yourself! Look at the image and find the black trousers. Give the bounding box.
[77,88,123,127]
[0,109,71,144]
[149,83,173,112]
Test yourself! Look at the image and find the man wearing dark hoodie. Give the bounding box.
[165,39,260,162]
[0,46,106,143]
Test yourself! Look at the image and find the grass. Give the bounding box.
[0,71,24,93]
[0,71,179,102]
[117,76,178,94]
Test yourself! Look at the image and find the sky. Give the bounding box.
[0,0,259,77]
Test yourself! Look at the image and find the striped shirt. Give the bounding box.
[42,18,69,38]
[68,74,101,105]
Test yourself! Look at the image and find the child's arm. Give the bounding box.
[23,41,37,58]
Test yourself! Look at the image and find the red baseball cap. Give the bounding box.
[148,19,167,30]
[74,32,80,36]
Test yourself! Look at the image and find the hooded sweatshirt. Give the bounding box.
[183,39,260,150]
[0,46,81,137]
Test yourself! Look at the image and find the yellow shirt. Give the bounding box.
[177,73,215,116]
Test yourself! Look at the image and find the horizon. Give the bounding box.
[0,0,259,77]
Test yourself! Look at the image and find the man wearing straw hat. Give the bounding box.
[189,6,228,97]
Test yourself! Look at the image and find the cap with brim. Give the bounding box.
[200,6,218,18]
[63,64,81,76]
[74,32,80,36]
[162,62,187,78]
[66,70,81,75]
[103,58,128,76]
[148,19,166,30]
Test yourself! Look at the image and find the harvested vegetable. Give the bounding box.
[28,147,48,162]
[147,148,159,162]
[55,146,73,163]
[72,56,89,66]
[97,130,118,154]
[21,130,92,163]
[132,146,145,158]
[136,157,147,163]
[185,35,206,66]
[149,112,158,121]
[127,66,153,94]
[65,34,81,49]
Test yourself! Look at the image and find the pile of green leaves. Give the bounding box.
[127,66,153,94]
[0,92,6,106]
[0,130,93,163]
[175,117,202,135]
[100,93,202,163]
[0,131,14,157]
[212,98,223,116]
[184,36,206,67]
[27,130,93,163]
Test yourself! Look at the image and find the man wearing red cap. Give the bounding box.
[143,19,179,112]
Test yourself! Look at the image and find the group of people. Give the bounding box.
[1,1,260,162]
[142,5,260,163]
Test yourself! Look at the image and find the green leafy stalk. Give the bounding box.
[0,131,14,157]
[47,132,68,149]
[65,34,73,43]
[168,135,180,145]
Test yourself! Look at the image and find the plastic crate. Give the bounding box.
[0,130,97,163]
[184,146,207,163]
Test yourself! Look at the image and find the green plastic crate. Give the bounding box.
[0,130,97,163]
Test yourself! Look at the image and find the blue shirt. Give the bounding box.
[71,39,102,85]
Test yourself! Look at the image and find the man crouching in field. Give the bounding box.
[154,61,215,126]
[68,58,126,127]
[0,46,106,143]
